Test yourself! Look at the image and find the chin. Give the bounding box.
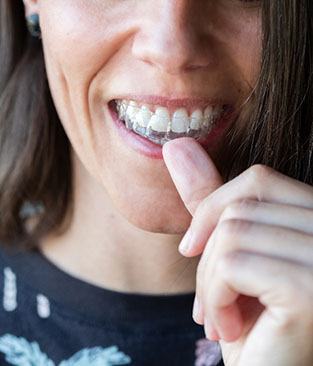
[113,191,192,234]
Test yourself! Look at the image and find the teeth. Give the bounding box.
[135,105,152,128]
[213,105,224,118]
[203,105,214,129]
[126,100,137,120]
[117,102,126,120]
[171,108,189,133]
[190,109,203,130]
[114,99,224,145]
[148,107,170,132]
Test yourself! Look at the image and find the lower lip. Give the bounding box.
[108,101,234,160]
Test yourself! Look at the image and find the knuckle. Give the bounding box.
[270,274,313,333]
[276,301,313,335]
[216,218,250,243]
[220,199,256,222]
[245,164,273,188]
[267,286,303,332]
[273,310,300,335]
[248,164,272,179]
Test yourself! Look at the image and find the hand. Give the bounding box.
[163,137,313,366]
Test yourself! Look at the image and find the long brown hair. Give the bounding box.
[220,0,313,183]
[0,0,73,249]
[0,0,312,249]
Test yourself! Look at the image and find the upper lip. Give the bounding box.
[112,94,229,110]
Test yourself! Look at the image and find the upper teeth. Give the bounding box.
[115,99,223,133]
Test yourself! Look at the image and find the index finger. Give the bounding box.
[186,164,313,256]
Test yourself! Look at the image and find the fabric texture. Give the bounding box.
[0,245,224,366]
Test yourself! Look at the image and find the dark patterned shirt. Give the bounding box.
[0,245,224,366]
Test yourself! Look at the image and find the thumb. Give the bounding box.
[162,137,223,216]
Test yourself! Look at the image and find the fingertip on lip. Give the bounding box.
[162,138,186,161]
[162,137,200,155]
[161,139,177,154]
[161,141,172,162]
[161,141,172,161]
[164,136,199,145]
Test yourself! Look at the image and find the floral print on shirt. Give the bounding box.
[194,338,223,366]
[0,333,131,366]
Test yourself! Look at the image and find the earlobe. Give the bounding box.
[22,0,41,39]
[22,0,39,17]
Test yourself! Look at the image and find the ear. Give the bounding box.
[22,0,39,17]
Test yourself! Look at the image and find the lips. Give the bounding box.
[107,99,236,159]
[108,100,165,159]
[109,94,227,111]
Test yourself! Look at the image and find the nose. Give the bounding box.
[132,1,213,75]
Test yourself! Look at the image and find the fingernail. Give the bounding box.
[192,296,200,320]
[179,229,192,254]
[204,318,220,341]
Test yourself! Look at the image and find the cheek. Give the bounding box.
[39,1,137,152]
[232,29,262,86]
[39,1,133,82]
[213,8,262,87]
[229,20,262,86]
[38,1,126,167]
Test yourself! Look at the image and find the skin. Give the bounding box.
[23,1,313,364]
[23,0,262,294]
[163,138,313,365]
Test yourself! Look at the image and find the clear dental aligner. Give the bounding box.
[114,99,225,146]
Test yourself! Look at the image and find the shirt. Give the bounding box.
[0,245,224,366]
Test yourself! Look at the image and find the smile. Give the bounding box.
[112,99,228,146]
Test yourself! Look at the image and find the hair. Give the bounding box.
[0,0,312,249]
[0,0,73,249]
[220,0,313,182]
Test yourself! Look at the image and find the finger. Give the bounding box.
[200,246,245,342]
[194,218,313,326]
[203,318,221,341]
[219,199,313,235]
[205,219,313,267]
[193,228,219,325]
[183,165,313,256]
[204,296,264,341]
[162,137,223,216]
[208,251,313,341]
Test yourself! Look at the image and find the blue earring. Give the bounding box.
[26,13,41,39]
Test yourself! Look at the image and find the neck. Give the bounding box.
[39,153,199,295]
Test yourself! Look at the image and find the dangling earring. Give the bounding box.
[26,13,41,39]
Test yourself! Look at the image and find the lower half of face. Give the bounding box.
[39,0,262,234]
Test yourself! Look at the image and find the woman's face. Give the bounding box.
[30,0,262,234]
